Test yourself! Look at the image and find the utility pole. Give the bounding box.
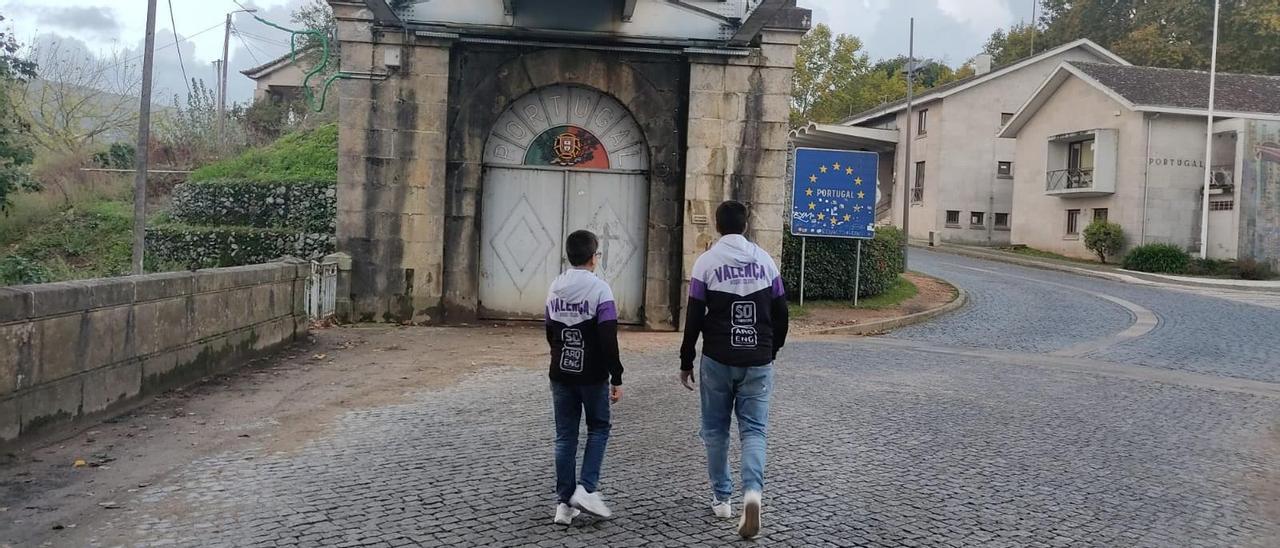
[218,12,231,148]
[1198,0,1221,259]
[1030,0,1037,56]
[901,17,915,270]
[132,0,159,275]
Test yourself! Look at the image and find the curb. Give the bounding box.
[920,245,1280,293]
[802,286,968,336]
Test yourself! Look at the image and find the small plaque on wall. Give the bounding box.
[691,214,709,225]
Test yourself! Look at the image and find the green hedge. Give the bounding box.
[190,124,338,183]
[170,179,336,232]
[1122,243,1190,273]
[146,224,334,269]
[780,226,905,300]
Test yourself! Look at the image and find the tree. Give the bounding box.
[13,38,141,157]
[1084,221,1125,264]
[1026,0,1280,75]
[292,0,337,54]
[0,14,38,212]
[982,23,1042,66]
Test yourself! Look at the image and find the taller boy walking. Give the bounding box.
[679,201,789,539]
[545,230,624,525]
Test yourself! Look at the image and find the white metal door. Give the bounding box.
[566,170,649,324]
[479,167,565,319]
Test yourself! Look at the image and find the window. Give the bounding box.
[917,109,928,136]
[912,161,926,203]
[1068,139,1096,171]
[994,213,1010,228]
[1001,112,1015,126]
[970,212,986,227]
[1210,200,1235,211]
[946,210,961,226]
[1093,208,1109,224]
[997,161,1013,178]
[1066,209,1081,235]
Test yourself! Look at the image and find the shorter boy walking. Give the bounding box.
[545,230,624,525]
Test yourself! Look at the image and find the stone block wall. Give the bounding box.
[683,29,803,286]
[333,1,450,323]
[0,262,309,443]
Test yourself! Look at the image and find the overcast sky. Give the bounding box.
[0,0,1037,103]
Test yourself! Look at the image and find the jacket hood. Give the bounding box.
[714,234,765,266]
[550,268,599,303]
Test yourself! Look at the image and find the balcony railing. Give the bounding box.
[1210,165,1234,188]
[1047,168,1094,191]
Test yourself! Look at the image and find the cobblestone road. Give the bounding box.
[10,251,1280,547]
[900,251,1280,383]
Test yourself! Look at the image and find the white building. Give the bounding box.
[793,39,1128,246]
[1000,62,1280,268]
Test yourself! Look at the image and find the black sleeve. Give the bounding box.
[545,320,555,347]
[680,297,706,371]
[598,320,623,386]
[770,295,789,361]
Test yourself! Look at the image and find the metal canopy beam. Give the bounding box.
[622,0,638,21]
[729,0,788,45]
[364,0,403,25]
[503,0,515,15]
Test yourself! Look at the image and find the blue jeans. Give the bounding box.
[551,381,612,504]
[699,356,774,502]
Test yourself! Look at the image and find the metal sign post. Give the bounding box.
[800,237,807,307]
[853,239,862,307]
[790,147,879,305]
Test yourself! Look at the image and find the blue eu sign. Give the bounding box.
[790,148,879,239]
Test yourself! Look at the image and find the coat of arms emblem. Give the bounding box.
[553,132,583,166]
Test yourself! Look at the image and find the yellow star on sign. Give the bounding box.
[844,214,852,222]
[830,216,839,226]
[857,191,865,199]
[846,167,854,175]
[817,212,825,221]
[819,165,828,173]
[805,188,814,197]
[854,177,863,186]
[808,202,816,210]
[833,162,841,171]
[809,174,818,183]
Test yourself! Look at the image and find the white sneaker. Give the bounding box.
[553,503,580,525]
[711,499,733,519]
[570,485,612,518]
[738,491,762,539]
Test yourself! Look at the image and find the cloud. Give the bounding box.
[21,5,122,36]
[936,0,1013,32]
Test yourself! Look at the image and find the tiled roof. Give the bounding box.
[1070,61,1280,115]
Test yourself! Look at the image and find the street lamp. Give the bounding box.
[1198,0,1220,260]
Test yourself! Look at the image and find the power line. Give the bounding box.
[232,25,262,64]
[74,21,224,84]
[166,0,191,96]
[233,28,289,47]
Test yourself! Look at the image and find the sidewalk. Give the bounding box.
[918,243,1280,294]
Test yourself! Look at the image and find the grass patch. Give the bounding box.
[788,275,918,317]
[2,199,136,283]
[191,123,337,183]
[1001,246,1099,265]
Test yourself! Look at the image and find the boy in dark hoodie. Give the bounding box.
[679,200,788,539]
[545,229,624,525]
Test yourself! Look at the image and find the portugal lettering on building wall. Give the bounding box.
[1149,157,1206,168]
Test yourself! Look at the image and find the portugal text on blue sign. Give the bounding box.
[791,148,878,239]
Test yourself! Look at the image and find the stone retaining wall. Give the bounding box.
[0,261,309,443]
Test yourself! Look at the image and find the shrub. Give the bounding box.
[190,123,337,183]
[170,179,336,232]
[1083,221,1124,263]
[1122,243,1190,274]
[1235,259,1276,281]
[146,224,333,269]
[780,226,905,300]
[1187,258,1233,277]
[0,255,50,285]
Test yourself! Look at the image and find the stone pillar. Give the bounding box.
[331,2,451,323]
[682,26,806,300]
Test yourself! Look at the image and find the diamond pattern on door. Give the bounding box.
[587,203,637,284]
[489,196,556,291]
